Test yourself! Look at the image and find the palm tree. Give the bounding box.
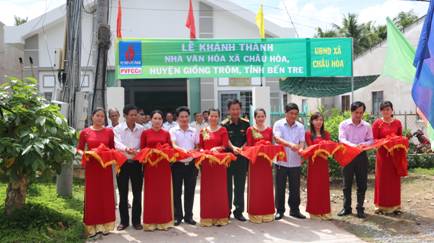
[315,27,338,38]
[393,11,419,30]
[333,13,366,56]
[313,11,418,57]
[14,16,28,26]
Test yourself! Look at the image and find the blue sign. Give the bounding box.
[119,41,142,67]
[119,41,142,75]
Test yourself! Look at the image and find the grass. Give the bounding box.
[410,167,434,176]
[0,178,85,243]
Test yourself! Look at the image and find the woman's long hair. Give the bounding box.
[309,112,326,139]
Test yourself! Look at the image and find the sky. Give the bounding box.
[0,0,430,37]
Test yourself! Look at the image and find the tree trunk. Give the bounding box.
[5,176,28,216]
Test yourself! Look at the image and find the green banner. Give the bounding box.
[116,38,352,79]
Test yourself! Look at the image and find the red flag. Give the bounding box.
[185,0,196,39]
[116,0,122,38]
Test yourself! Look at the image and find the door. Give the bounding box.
[122,79,187,114]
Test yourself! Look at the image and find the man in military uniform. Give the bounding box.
[222,99,250,222]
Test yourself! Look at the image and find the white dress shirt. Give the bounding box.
[143,121,152,130]
[114,122,145,159]
[190,121,208,132]
[273,119,305,168]
[169,125,199,163]
[163,121,178,131]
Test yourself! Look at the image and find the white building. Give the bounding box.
[1,0,298,123]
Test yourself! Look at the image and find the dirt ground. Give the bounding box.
[301,172,434,243]
[96,170,434,243]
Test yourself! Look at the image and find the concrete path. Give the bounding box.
[93,180,364,243]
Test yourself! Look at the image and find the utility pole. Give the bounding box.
[91,0,111,111]
[56,0,82,197]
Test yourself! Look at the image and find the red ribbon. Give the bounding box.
[241,140,287,165]
[301,135,409,175]
[134,143,190,166]
[193,150,236,169]
[81,144,127,172]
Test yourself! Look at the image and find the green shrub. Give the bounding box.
[408,153,434,169]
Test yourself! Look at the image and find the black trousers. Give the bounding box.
[171,161,198,220]
[274,165,301,214]
[342,151,368,211]
[227,155,248,216]
[117,160,143,226]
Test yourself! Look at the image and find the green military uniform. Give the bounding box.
[222,117,250,217]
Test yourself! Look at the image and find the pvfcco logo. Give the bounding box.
[119,41,143,75]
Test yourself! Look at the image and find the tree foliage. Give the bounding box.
[14,15,28,26]
[315,11,419,57]
[0,77,76,215]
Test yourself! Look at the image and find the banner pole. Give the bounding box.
[351,37,354,102]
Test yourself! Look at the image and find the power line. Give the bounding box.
[281,0,299,37]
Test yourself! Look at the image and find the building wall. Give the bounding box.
[212,3,262,38]
[200,77,215,111]
[0,22,25,83]
[1,43,24,81]
[289,95,321,114]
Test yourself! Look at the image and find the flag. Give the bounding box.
[185,0,196,39]
[256,4,265,38]
[382,17,416,83]
[383,13,434,148]
[116,0,122,38]
[412,0,434,132]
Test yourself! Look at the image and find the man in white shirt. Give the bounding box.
[107,108,120,128]
[273,103,306,220]
[169,106,199,226]
[113,104,145,231]
[107,107,121,207]
[163,111,178,130]
[143,114,152,130]
[190,112,208,132]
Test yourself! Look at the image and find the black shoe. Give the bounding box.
[290,212,306,219]
[357,210,366,219]
[184,218,197,225]
[133,224,143,230]
[275,212,284,220]
[174,218,183,226]
[117,224,128,231]
[337,209,352,217]
[234,214,247,222]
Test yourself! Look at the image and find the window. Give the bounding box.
[218,91,252,119]
[80,74,90,87]
[282,93,288,110]
[199,3,213,38]
[372,91,384,114]
[270,92,281,112]
[341,95,350,112]
[44,92,53,101]
[43,75,55,88]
